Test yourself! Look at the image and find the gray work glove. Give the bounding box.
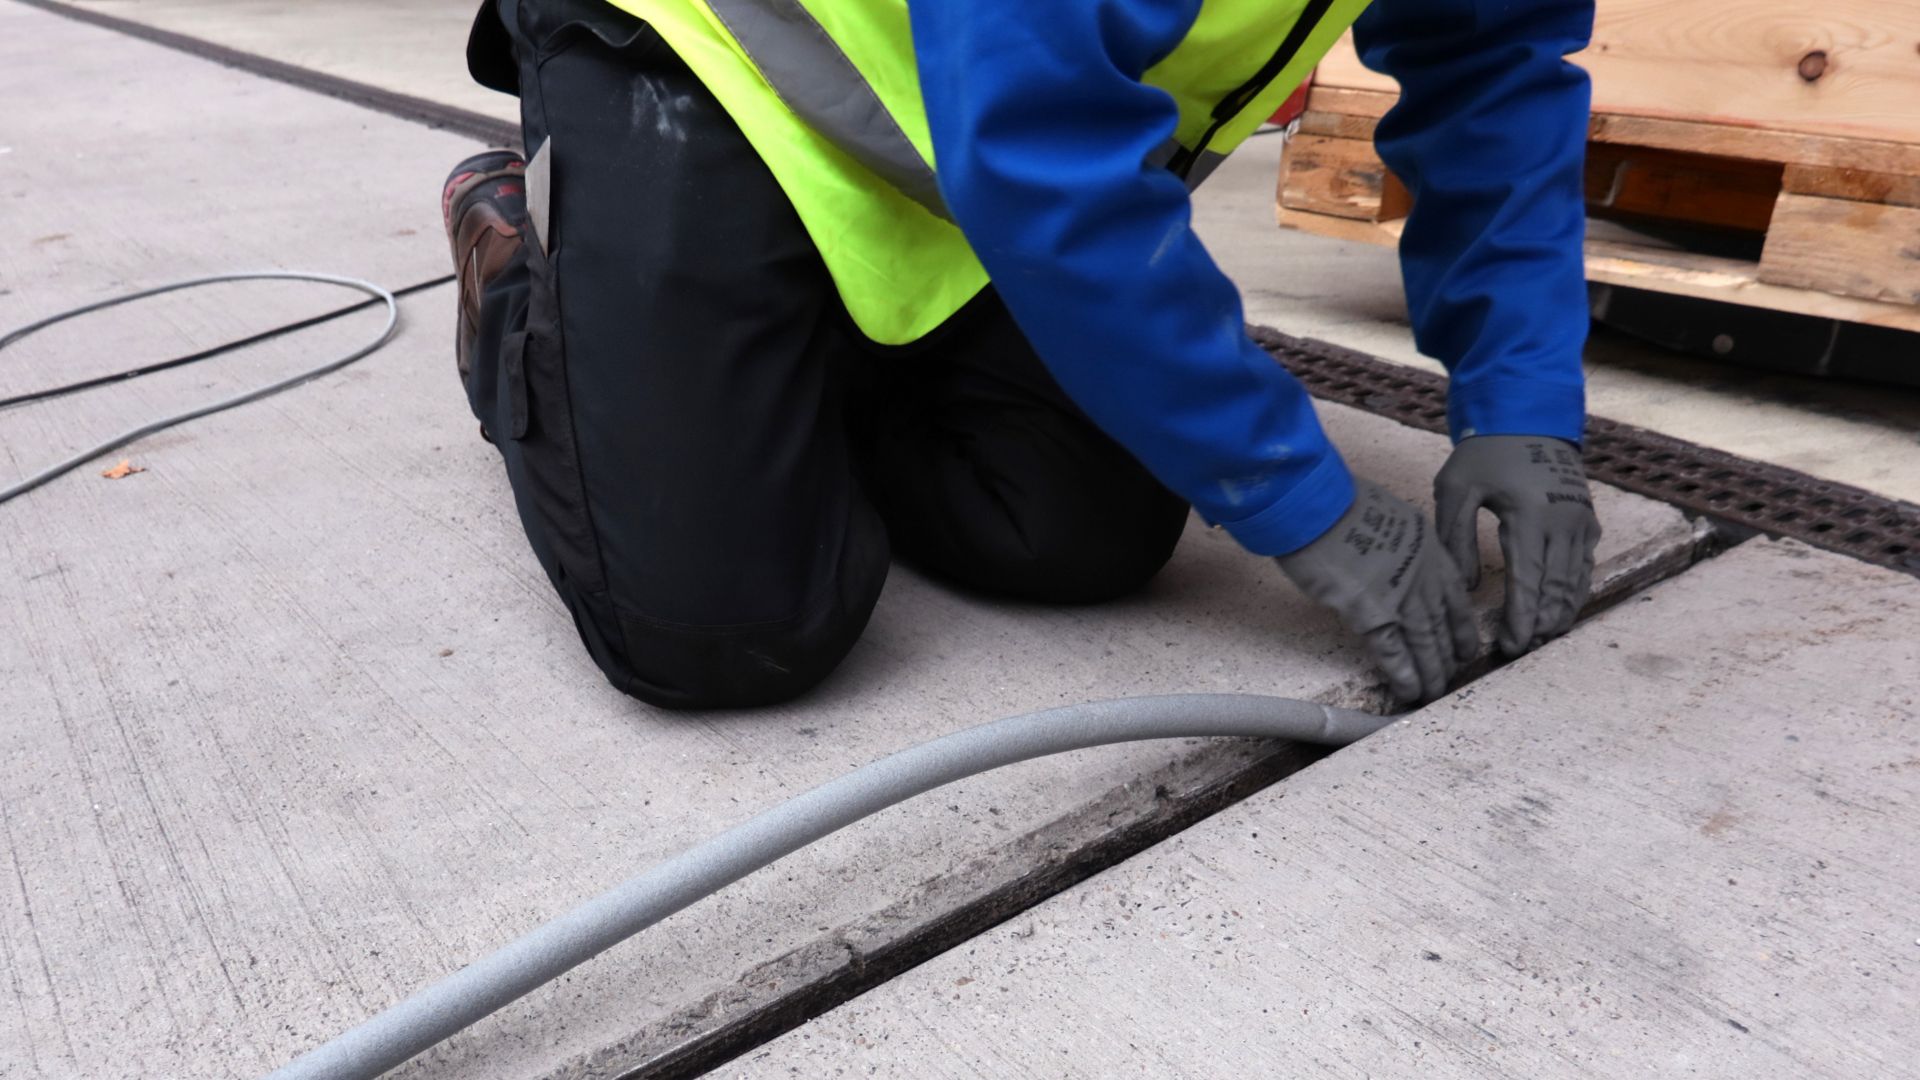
[1434,435,1603,657]
[1277,480,1479,703]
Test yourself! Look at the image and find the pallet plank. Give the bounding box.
[1586,144,1783,232]
[1283,132,1790,235]
[1759,193,1920,306]
[1272,204,1404,245]
[1294,109,1379,142]
[1301,85,1393,121]
[1273,205,1920,335]
[1784,164,1920,210]
[1302,96,1920,179]
[1590,114,1920,177]
[1313,3,1920,146]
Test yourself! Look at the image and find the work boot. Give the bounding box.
[442,149,528,393]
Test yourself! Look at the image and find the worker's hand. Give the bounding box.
[1434,436,1602,657]
[1277,480,1478,703]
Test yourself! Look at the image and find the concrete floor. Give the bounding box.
[30,0,1920,504]
[3,3,1915,1079]
[61,0,518,123]
[0,5,1697,1078]
[735,539,1920,1079]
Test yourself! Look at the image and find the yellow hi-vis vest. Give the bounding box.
[602,0,1373,344]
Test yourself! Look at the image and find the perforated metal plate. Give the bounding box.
[1252,326,1920,576]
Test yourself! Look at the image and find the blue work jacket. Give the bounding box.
[913,0,1594,554]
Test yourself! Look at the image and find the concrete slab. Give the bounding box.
[0,4,1697,1078]
[733,538,1920,1080]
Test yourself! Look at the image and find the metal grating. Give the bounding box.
[1251,326,1920,577]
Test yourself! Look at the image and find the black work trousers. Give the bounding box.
[463,0,1189,709]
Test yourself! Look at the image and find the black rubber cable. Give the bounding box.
[0,272,407,504]
[0,274,451,411]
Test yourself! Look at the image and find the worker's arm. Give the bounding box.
[1355,0,1603,654]
[910,0,1351,558]
[911,0,1476,701]
[1355,0,1593,444]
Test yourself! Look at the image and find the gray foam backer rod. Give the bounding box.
[267,693,1392,1079]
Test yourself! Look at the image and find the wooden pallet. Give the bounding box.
[1277,10,1920,335]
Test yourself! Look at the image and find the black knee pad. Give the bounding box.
[554,569,883,711]
[608,610,866,709]
[982,490,1191,606]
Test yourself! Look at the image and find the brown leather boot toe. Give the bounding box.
[441,150,528,388]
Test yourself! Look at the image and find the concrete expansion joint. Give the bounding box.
[602,497,1737,1078]
[738,538,1920,1076]
[607,523,1722,1078]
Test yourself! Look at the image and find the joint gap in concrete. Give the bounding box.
[589,523,1726,1080]
[12,0,520,149]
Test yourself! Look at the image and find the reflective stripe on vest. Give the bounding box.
[603,0,1373,344]
[704,0,949,219]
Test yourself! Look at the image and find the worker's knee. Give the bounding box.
[610,613,865,709]
[562,576,882,711]
[973,489,1191,605]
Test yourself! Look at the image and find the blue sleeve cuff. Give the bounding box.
[1216,449,1357,557]
[1449,375,1587,446]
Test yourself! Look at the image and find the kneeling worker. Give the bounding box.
[445,0,1603,708]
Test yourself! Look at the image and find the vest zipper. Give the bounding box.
[1166,0,1340,179]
